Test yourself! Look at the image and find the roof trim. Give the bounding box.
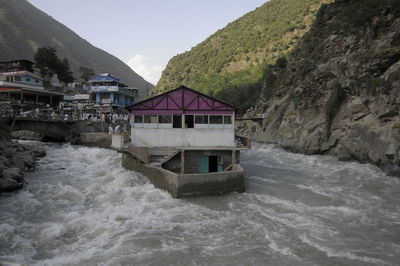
[126,85,236,111]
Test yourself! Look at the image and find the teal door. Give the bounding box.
[199,155,209,173]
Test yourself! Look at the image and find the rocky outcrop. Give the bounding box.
[0,139,46,192]
[239,0,400,176]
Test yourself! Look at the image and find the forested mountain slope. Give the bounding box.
[0,0,153,96]
[154,0,333,112]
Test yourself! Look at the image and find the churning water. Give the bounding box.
[0,142,399,266]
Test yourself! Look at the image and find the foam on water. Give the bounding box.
[0,142,399,265]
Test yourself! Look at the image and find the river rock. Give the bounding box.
[0,155,10,167]
[32,148,46,158]
[2,168,24,183]
[0,177,23,192]
[11,152,34,169]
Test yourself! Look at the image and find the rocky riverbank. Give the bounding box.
[0,139,46,192]
[239,0,400,177]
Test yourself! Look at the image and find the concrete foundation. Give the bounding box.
[111,134,125,149]
[121,150,245,198]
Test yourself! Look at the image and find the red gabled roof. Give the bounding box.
[127,86,235,112]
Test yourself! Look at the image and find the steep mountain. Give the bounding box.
[0,0,153,97]
[237,0,400,176]
[154,0,333,112]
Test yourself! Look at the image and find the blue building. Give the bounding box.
[88,73,138,107]
[0,60,43,88]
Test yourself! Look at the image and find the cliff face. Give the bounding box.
[238,0,400,176]
[0,0,153,96]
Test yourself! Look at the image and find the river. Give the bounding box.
[0,142,399,265]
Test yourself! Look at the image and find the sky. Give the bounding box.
[27,0,266,85]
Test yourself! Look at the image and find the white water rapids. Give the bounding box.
[0,142,399,265]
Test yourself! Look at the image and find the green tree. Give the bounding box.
[57,58,74,84]
[79,66,95,82]
[34,47,60,78]
[34,47,74,84]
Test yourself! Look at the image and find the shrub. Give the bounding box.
[276,57,288,69]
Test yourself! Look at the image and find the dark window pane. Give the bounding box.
[195,115,209,124]
[134,115,143,123]
[158,115,172,123]
[210,115,223,124]
[144,115,157,123]
[224,116,232,124]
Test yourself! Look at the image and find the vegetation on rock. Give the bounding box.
[238,0,400,176]
[155,0,333,113]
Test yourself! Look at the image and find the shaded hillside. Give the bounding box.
[0,0,153,97]
[238,0,400,175]
[155,0,333,112]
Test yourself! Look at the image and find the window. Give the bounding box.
[173,115,182,128]
[14,76,21,81]
[134,115,143,123]
[195,115,208,124]
[35,79,39,83]
[210,115,223,124]
[158,115,172,124]
[224,115,232,124]
[184,115,194,128]
[144,115,158,123]
[26,77,31,81]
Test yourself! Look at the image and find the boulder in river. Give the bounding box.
[0,177,23,192]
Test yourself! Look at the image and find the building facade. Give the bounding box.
[89,73,138,107]
[128,86,235,147]
[122,86,247,197]
[0,60,63,114]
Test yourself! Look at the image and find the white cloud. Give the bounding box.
[127,55,164,85]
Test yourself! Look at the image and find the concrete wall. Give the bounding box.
[131,128,235,147]
[16,75,43,86]
[122,152,179,197]
[111,134,124,149]
[177,166,245,197]
[122,151,245,198]
[80,133,111,148]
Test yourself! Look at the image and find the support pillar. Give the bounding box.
[232,150,236,165]
[20,92,23,103]
[181,150,185,174]
[50,96,53,104]
[36,94,39,104]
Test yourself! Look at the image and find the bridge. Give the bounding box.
[6,117,105,142]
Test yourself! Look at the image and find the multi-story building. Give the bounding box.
[88,73,138,107]
[0,60,63,113]
[118,86,250,198]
